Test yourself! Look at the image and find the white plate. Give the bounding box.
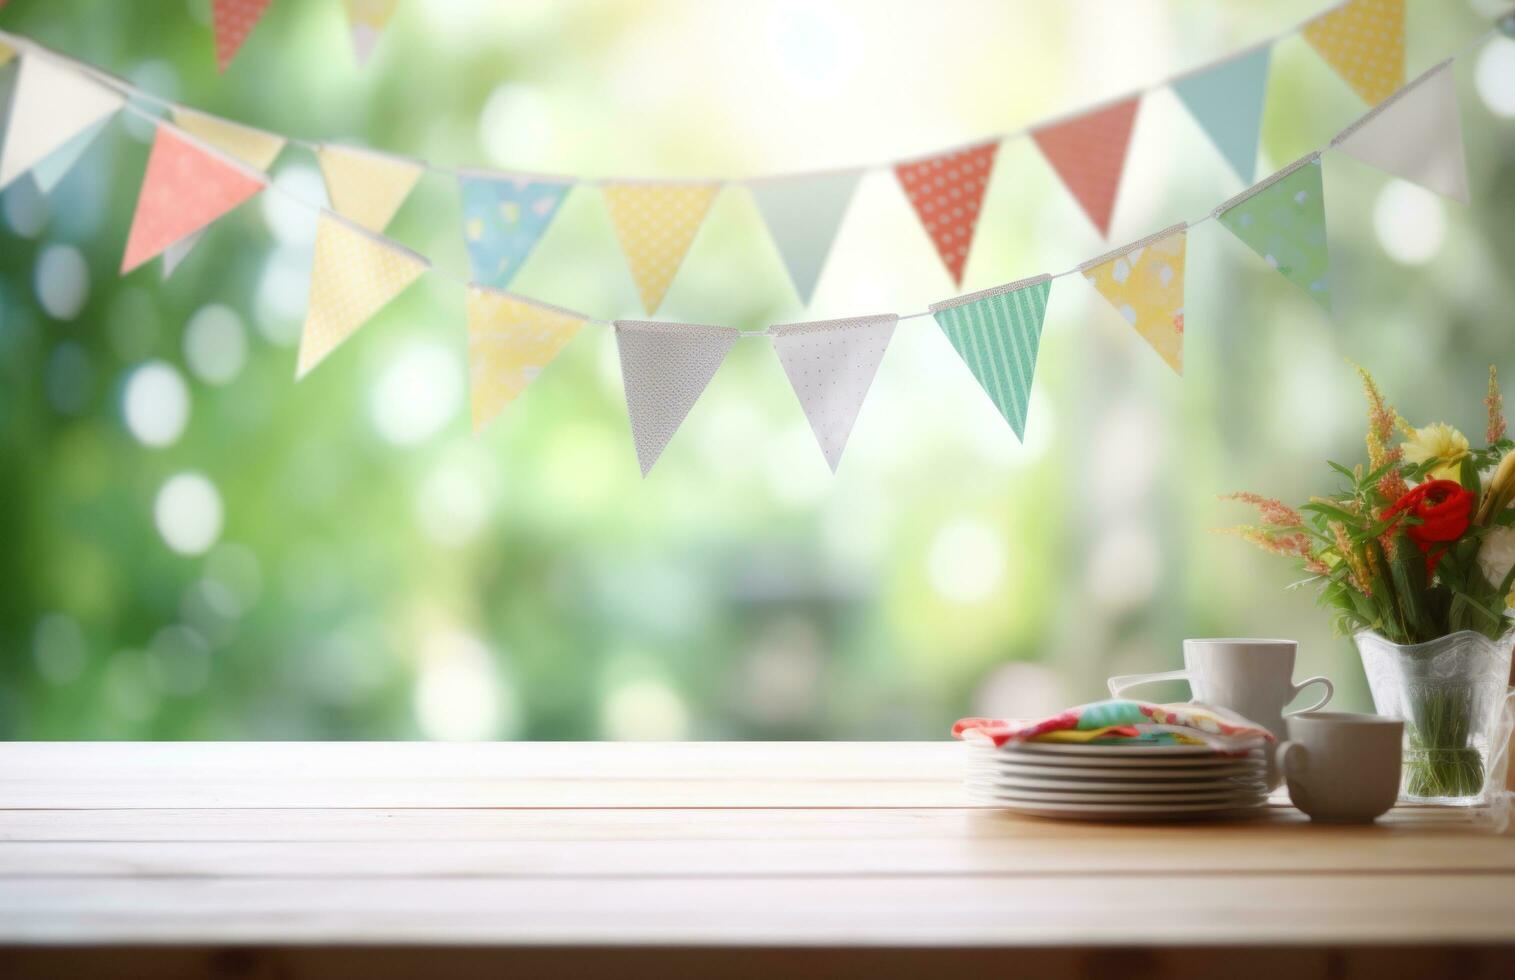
[968,774,1269,794]
[971,747,1264,768]
[968,759,1265,779]
[981,741,1260,758]
[969,785,1269,805]
[967,793,1268,821]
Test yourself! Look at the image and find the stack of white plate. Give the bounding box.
[965,740,1270,820]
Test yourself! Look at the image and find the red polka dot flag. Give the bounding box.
[893,141,1000,287]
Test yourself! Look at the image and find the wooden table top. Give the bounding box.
[2,741,1513,978]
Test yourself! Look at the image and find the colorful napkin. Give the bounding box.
[953,699,1274,751]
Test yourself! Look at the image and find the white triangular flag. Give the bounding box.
[1332,59,1468,204]
[161,230,205,279]
[614,320,738,476]
[0,52,124,190]
[770,314,897,471]
[749,169,861,305]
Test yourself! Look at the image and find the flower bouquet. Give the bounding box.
[1225,366,1515,802]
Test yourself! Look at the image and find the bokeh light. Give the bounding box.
[153,472,224,556]
[122,360,190,447]
[183,304,248,385]
[1373,179,1446,266]
[369,340,463,445]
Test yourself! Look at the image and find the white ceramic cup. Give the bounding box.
[1107,638,1333,743]
[1275,711,1404,823]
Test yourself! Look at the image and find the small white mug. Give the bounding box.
[1107,638,1333,743]
[1276,711,1404,822]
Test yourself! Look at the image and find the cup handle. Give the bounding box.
[1286,676,1334,716]
[1275,740,1308,777]
[1107,669,1189,699]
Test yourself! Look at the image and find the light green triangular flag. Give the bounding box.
[930,274,1051,440]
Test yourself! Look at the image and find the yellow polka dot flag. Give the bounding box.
[1302,0,1405,106]
[297,211,429,378]
[467,286,587,431]
[317,144,425,234]
[1080,223,1188,375]
[601,182,720,314]
[168,107,286,172]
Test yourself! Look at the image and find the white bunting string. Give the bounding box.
[0,13,1504,340]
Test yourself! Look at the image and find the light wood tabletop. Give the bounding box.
[1,741,1513,978]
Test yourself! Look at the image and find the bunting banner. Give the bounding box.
[317,143,424,234]
[1216,155,1331,310]
[1171,45,1271,184]
[601,183,720,315]
[929,275,1051,440]
[1081,223,1188,374]
[458,172,572,289]
[213,0,272,73]
[750,169,862,304]
[771,313,897,471]
[1033,97,1141,239]
[344,0,400,65]
[466,286,586,431]
[0,52,123,190]
[1331,59,1468,204]
[1302,0,1405,105]
[168,107,286,171]
[120,123,266,274]
[615,320,738,475]
[894,142,999,286]
[27,119,107,193]
[297,210,428,377]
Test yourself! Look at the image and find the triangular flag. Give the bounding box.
[458,172,572,288]
[614,319,737,475]
[1216,155,1331,310]
[750,169,862,305]
[929,275,1051,440]
[1172,45,1271,184]
[0,53,124,190]
[894,142,998,286]
[317,144,424,234]
[1032,97,1141,239]
[169,107,285,171]
[161,230,205,279]
[1302,0,1404,106]
[467,286,586,431]
[213,0,272,73]
[28,119,107,194]
[1332,59,1468,203]
[344,0,400,65]
[298,211,428,378]
[1081,223,1188,374]
[601,183,720,315]
[120,123,266,274]
[770,313,897,471]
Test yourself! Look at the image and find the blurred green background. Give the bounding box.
[2,0,1514,740]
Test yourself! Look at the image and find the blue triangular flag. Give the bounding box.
[1172,45,1271,184]
[29,119,107,194]
[457,172,572,288]
[750,169,861,305]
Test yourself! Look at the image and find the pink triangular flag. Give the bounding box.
[213,0,272,73]
[1032,97,1141,238]
[121,124,265,274]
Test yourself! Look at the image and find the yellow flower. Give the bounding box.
[1400,423,1470,480]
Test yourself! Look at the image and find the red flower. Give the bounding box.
[1382,479,1474,576]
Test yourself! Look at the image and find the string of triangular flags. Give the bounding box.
[0,4,1501,477]
[211,0,401,72]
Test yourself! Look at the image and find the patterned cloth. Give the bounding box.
[953,699,1275,751]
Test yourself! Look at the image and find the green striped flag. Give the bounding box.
[929,274,1051,440]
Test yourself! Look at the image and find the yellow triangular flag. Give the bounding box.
[601,182,719,314]
[1302,0,1405,105]
[298,211,428,378]
[467,286,586,431]
[169,107,286,171]
[317,143,424,233]
[1080,224,1188,375]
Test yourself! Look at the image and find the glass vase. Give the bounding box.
[1353,628,1514,805]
